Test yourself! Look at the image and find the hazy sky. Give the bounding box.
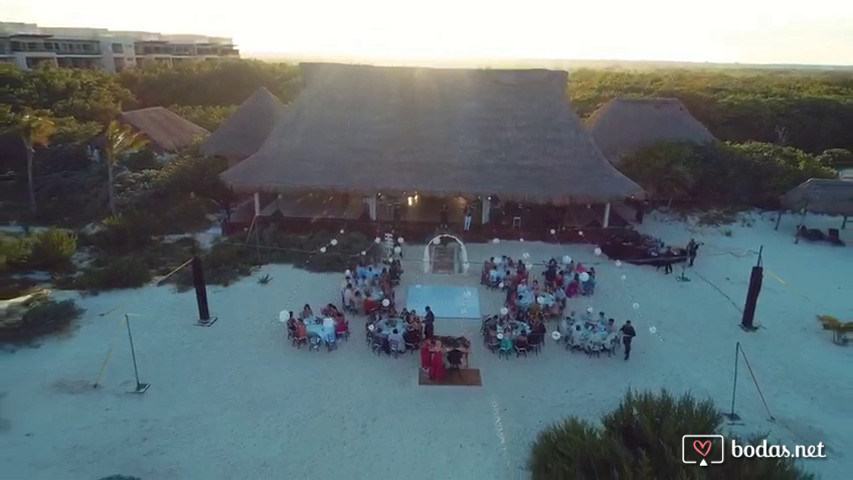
[4,0,853,64]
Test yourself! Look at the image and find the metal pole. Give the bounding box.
[728,342,739,419]
[125,314,142,390]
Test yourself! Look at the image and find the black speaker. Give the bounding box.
[192,256,210,322]
[741,265,763,330]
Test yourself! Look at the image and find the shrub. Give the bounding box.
[0,234,31,270]
[529,389,814,480]
[0,299,84,344]
[75,257,152,291]
[621,141,836,208]
[29,228,77,268]
[94,213,160,254]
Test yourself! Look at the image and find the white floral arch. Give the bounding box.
[423,234,470,274]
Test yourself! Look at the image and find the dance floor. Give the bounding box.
[406,285,481,319]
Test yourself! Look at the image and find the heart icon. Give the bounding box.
[693,440,712,457]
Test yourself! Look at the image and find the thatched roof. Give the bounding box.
[200,87,287,162]
[221,63,644,204]
[118,107,209,152]
[585,97,716,165]
[781,178,853,216]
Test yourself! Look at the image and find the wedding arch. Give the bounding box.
[423,234,470,274]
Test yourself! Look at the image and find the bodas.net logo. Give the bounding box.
[682,435,725,466]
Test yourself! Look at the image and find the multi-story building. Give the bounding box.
[0,22,239,72]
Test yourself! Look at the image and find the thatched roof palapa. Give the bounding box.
[585,97,716,165]
[781,178,853,216]
[201,87,288,164]
[118,107,209,152]
[221,63,644,204]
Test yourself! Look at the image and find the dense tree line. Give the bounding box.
[568,68,853,153]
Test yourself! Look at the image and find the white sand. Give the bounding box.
[1,211,851,479]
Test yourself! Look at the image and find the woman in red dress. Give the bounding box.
[420,339,432,372]
[429,340,446,382]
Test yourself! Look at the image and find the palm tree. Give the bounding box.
[5,113,56,214]
[101,120,148,215]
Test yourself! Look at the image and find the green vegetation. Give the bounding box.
[529,389,813,480]
[0,228,77,272]
[569,68,853,153]
[620,141,835,208]
[0,297,84,344]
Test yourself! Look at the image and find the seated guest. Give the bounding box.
[295,318,307,339]
[388,329,406,353]
[532,320,547,337]
[566,275,580,297]
[559,316,570,336]
[299,304,314,321]
[531,279,541,295]
[515,332,530,349]
[364,293,380,315]
[500,334,513,352]
[335,317,348,335]
[529,300,541,318]
[286,311,297,336]
[606,318,617,334]
[554,283,567,307]
[583,275,596,296]
[403,327,421,346]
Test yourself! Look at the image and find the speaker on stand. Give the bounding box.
[192,256,217,327]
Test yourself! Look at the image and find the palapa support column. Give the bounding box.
[774,211,783,230]
[842,216,847,230]
[481,198,490,225]
[253,192,260,217]
[602,202,611,228]
[367,196,378,221]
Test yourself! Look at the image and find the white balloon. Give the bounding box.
[537,296,545,305]
[550,229,556,235]
[594,247,602,256]
[492,238,500,244]
[498,282,505,289]
[382,299,391,307]
[340,229,345,234]
[394,246,402,253]
[520,238,525,242]
[345,269,351,276]
[562,255,572,264]
[551,331,561,340]
[633,303,640,310]
[368,324,376,331]
[579,272,590,282]
[320,247,327,253]
[500,307,509,315]
[621,274,627,280]
[360,251,367,256]
[433,237,441,245]
[374,237,381,244]
[579,230,584,236]
[649,326,657,334]
[497,333,504,340]
[525,262,533,270]
[522,252,530,259]
[587,306,594,313]
[615,260,623,267]
[397,237,404,244]
[330,239,338,246]
[279,311,289,323]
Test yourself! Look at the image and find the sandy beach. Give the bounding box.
[2,211,851,479]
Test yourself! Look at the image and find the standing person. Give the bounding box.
[424,306,435,339]
[663,247,674,274]
[687,240,700,267]
[464,205,473,232]
[440,204,449,229]
[620,320,637,360]
[635,201,645,224]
